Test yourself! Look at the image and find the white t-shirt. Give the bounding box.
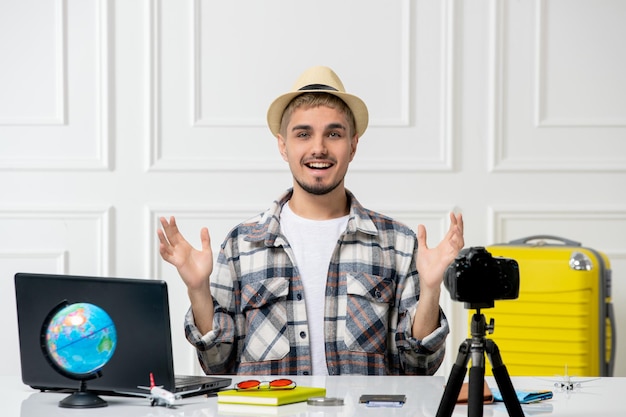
[280,202,349,376]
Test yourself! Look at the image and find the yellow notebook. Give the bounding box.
[217,386,327,406]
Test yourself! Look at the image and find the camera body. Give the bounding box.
[444,246,520,308]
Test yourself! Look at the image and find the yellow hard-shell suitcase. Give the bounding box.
[472,236,615,377]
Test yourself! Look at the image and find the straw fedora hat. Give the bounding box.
[266,66,369,138]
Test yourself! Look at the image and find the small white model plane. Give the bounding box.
[119,373,201,407]
[542,365,600,392]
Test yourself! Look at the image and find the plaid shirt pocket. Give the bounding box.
[345,272,396,353]
[240,277,291,362]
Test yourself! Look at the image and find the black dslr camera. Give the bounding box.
[444,246,520,308]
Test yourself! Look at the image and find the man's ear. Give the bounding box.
[277,134,288,161]
[349,134,359,161]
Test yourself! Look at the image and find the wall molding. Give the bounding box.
[487,0,626,172]
[534,0,626,128]
[0,206,112,275]
[0,250,68,274]
[146,0,456,172]
[488,206,626,260]
[0,0,66,126]
[0,0,111,171]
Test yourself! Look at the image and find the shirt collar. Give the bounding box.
[245,188,378,246]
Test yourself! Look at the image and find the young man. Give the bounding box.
[158,66,464,376]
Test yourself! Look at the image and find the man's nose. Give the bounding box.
[310,135,328,155]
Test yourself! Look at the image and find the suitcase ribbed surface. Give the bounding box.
[469,244,611,377]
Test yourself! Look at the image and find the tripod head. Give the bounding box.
[469,309,495,339]
[465,301,494,310]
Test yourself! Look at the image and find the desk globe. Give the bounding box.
[42,302,117,408]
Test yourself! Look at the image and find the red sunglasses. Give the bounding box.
[235,378,296,391]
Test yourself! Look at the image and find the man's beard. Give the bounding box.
[295,176,343,196]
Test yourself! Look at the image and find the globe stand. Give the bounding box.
[59,380,107,408]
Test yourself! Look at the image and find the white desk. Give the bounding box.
[5,375,625,417]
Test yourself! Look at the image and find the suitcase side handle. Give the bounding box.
[507,235,581,247]
[607,303,616,376]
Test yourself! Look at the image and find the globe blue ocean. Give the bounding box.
[45,302,117,376]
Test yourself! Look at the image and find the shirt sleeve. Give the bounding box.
[184,305,237,374]
[399,307,449,375]
[393,236,450,375]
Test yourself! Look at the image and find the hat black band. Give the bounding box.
[298,84,338,92]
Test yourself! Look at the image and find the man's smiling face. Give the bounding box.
[277,105,358,196]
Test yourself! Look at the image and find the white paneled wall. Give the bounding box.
[488,0,626,171]
[0,0,110,170]
[2,0,625,380]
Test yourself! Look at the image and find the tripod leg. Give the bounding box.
[486,340,525,417]
[468,365,485,417]
[467,312,491,417]
[436,341,470,417]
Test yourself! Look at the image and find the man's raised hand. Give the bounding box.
[157,216,214,292]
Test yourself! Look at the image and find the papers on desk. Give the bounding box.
[491,387,553,404]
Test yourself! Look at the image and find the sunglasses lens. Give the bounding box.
[269,379,296,389]
[235,379,296,390]
[236,380,261,390]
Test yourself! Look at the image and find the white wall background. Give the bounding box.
[1,0,625,379]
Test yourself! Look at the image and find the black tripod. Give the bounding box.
[436,308,525,417]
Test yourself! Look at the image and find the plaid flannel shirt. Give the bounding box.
[184,189,449,375]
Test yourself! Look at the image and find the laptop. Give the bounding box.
[14,272,232,397]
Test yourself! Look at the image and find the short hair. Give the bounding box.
[279,92,356,137]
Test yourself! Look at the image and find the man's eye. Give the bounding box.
[328,132,341,138]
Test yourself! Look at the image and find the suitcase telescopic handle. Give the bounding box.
[508,235,581,247]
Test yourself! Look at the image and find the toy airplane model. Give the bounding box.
[542,365,600,392]
[118,373,201,407]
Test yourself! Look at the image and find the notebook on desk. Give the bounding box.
[14,272,231,397]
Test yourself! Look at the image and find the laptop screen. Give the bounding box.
[14,272,230,395]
